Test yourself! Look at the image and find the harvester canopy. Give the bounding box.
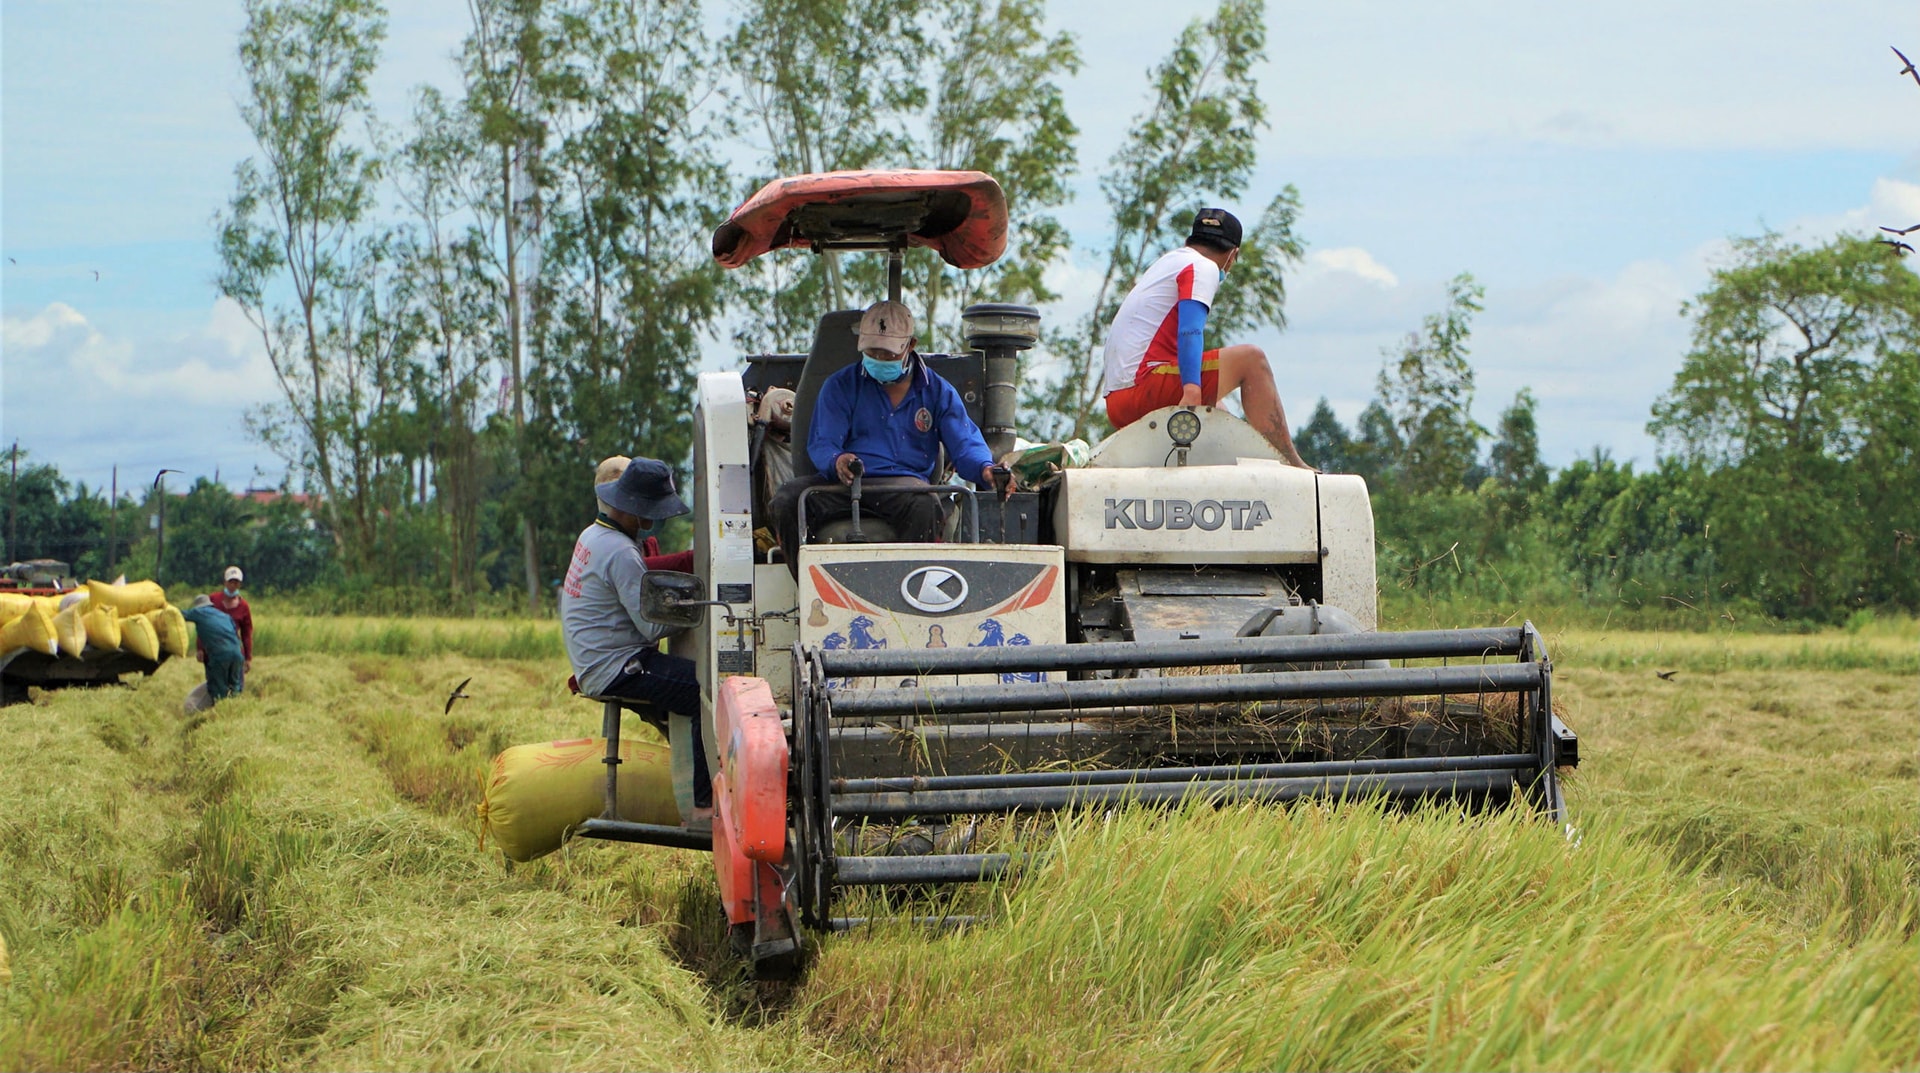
[711,170,1007,269]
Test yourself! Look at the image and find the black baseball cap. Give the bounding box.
[595,457,689,521]
[1188,207,1243,250]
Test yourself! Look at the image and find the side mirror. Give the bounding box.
[640,570,707,629]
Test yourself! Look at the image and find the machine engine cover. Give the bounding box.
[1054,462,1319,564]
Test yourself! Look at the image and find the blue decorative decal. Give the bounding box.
[971,618,1042,682]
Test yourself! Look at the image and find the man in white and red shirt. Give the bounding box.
[1101,208,1310,468]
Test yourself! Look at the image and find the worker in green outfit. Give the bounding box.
[183,593,245,701]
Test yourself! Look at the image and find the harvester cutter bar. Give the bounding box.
[833,768,1516,818]
[833,752,1539,794]
[818,626,1527,679]
[827,661,1542,719]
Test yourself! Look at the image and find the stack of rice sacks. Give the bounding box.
[0,580,186,661]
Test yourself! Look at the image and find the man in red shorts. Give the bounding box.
[1101,208,1311,468]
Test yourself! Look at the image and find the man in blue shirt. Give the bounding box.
[769,300,999,576]
[182,594,246,701]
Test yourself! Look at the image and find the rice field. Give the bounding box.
[0,614,1913,1070]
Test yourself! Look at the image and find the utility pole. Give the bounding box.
[6,441,17,565]
[153,469,180,585]
[108,465,119,575]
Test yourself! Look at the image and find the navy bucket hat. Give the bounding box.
[595,457,689,522]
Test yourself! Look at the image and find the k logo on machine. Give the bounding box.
[901,566,968,613]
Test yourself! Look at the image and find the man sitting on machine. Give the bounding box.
[559,457,709,807]
[768,299,1002,577]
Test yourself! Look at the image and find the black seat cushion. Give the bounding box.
[788,309,865,479]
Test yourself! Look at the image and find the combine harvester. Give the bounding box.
[574,170,1579,976]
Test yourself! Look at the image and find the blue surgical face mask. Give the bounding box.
[862,356,907,383]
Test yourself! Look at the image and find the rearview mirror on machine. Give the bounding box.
[640,570,707,629]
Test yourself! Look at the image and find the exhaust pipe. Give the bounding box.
[961,303,1040,461]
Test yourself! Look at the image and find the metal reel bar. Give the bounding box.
[827,661,1543,719]
[818,626,1527,679]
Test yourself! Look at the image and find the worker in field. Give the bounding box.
[768,299,1002,577]
[559,458,709,807]
[200,565,253,675]
[183,594,246,701]
[1101,208,1312,468]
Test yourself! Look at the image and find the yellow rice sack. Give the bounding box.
[0,605,57,656]
[478,734,679,862]
[52,603,87,657]
[119,613,160,661]
[86,579,167,618]
[0,593,32,626]
[83,605,122,652]
[146,606,190,659]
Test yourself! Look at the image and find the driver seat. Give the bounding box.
[789,309,901,543]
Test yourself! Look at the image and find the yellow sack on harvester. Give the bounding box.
[87,579,167,618]
[119,613,160,662]
[52,603,87,657]
[83,605,122,652]
[0,605,57,656]
[0,593,33,627]
[146,606,190,658]
[479,734,679,862]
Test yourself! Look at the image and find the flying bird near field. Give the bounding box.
[1879,239,1913,255]
[1880,224,1920,235]
[445,676,473,714]
[91,270,100,281]
[1894,45,1920,87]
[1655,670,1679,681]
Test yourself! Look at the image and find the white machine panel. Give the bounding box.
[797,543,1066,687]
[1054,461,1319,565]
[1316,473,1378,630]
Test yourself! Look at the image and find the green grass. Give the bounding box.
[2,613,1914,1070]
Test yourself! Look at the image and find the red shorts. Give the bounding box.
[1103,351,1220,430]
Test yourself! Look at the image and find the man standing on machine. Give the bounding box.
[768,299,1001,577]
[1100,208,1312,468]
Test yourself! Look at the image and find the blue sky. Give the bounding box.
[4,0,1918,495]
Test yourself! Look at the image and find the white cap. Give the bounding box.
[855,300,915,355]
[223,566,243,582]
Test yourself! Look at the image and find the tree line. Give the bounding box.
[201,0,1307,611]
[1297,235,1918,622]
[7,0,1914,624]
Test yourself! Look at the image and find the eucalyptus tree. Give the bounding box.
[395,86,503,597]
[1025,0,1302,443]
[1651,233,1920,615]
[1375,272,1487,492]
[215,0,387,566]
[726,0,929,350]
[906,0,1080,352]
[526,0,732,562]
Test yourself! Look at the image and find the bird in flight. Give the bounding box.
[1655,670,1678,681]
[1880,224,1920,236]
[444,676,474,714]
[1880,238,1913,255]
[91,270,100,282]
[1896,45,1920,87]
[5,257,14,265]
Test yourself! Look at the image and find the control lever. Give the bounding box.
[846,457,866,543]
[989,463,1014,543]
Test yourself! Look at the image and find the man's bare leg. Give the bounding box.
[1213,344,1311,468]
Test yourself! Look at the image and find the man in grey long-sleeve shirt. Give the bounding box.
[558,457,707,804]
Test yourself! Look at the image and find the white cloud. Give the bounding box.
[1304,247,1400,289]
[1,300,281,489]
